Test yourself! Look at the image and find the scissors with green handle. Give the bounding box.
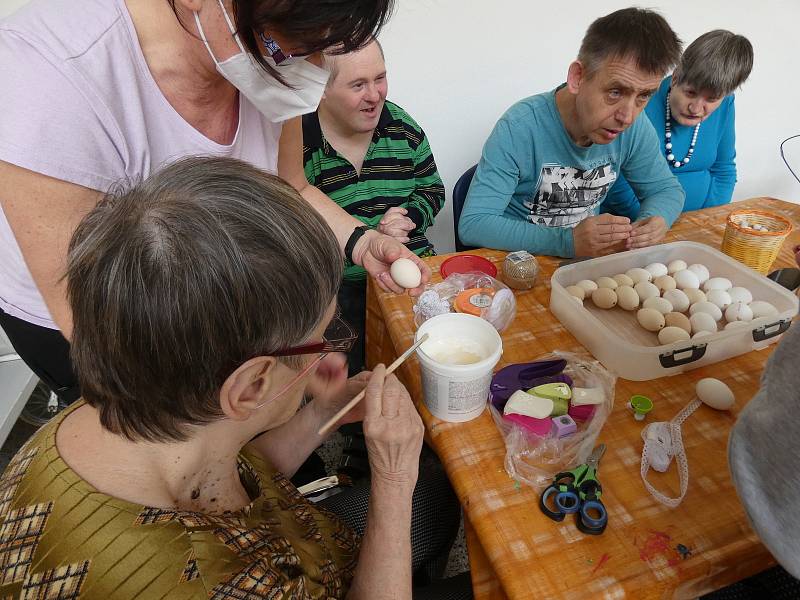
[539,444,608,535]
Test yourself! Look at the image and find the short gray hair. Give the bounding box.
[673,30,753,97]
[67,156,343,442]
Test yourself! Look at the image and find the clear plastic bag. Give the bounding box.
[412,272,517,332]
[488,351,616,489]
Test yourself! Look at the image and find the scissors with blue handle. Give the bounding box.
[539,444,608,535]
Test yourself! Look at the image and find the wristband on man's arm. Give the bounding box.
[344,225,370,265]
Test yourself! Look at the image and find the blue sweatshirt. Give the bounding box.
[459,87,684,258]
[603,76,737,220]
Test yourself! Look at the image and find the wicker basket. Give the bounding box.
[721,208,793,274]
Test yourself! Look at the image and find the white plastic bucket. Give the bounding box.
[415,313,503,422]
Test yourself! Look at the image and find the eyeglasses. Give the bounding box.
[259,32,311,66]
[272,310,358,357]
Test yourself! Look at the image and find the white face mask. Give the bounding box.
[193,0,330,123]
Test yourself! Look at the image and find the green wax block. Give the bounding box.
[529,382,572,401]
[550,397,569,417]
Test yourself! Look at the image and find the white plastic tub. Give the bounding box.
[549,241,799,381]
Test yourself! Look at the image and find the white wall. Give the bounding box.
[3,0,798,253]
[378,0,800,252]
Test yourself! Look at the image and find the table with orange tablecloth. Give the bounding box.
[365,198,800,599]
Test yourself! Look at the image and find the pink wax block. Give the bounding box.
[568,404,595,422]
[504,413,551,437]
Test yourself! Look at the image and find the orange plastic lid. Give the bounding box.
[454,288,495,316]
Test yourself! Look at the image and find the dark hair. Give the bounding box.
[326,38,385,84]
[673,30,753,97]
[67,156,343,443]
[578,7,682,78]
[170,0,394,86]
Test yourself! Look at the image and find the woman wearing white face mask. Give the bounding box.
[0,0,428,408]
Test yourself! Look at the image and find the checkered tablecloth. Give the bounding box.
[365,198,800,599]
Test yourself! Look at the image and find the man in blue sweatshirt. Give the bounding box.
[459,8,686,258]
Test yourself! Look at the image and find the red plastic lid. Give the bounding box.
[440,254,497,278]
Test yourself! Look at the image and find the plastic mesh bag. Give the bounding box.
[412,271,516,332]
[488,351,616,489]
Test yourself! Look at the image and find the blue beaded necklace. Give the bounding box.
[665,89,700,169]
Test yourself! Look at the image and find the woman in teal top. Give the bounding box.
[603,30,753,219]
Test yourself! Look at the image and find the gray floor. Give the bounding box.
[0,403,470,579]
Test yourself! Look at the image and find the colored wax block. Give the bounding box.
[570,387,604,406]
[504,390,553,420]
[504,413,552,437]
[550,397,569,417]
[551,415,578,438]
[568,403,595,422]
[530,382,572,401]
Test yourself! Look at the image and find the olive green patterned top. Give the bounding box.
[0,402,359,598]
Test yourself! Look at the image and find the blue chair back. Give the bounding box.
[452,164,478,252]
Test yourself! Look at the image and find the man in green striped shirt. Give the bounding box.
[303,39,444,373]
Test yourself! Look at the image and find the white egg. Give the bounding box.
[725,321,750,330]
[634,281,661,301]
[728,287,753,304]
[596,276,619,290]
[654,275,677,293]
[696,378,735,411]
[668,259,688,274]
[693,330,713,340]
[591,288,618,309]
[643,296,673,315]
[674,269,700,290]
[703,277,733,292]
[613,273,634,287]
[689,301,723,322]
[725,301,753,323]
[665,311,692,334]
[645,262,669,278]
[637,308,665,332]
[577,279,599,293]
[689,312,717,334]
[684,288,707,305]
[616,285,640,311]
[389,258,422,289]
[663,289,690,313]
[706,289,732,311]
[749,301,779,319]
[688,264,711,284]
[571,295,584,306]
[626,267,653,284]
[658,326,691,345]
[565,285,585,300]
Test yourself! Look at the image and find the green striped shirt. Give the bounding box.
[303,101,445,281]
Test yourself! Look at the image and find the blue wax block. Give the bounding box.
[551,415,578,438]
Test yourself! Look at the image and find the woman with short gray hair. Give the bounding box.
[603,30,753,218]
[0,157,466,599]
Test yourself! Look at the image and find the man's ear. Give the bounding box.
[219,356,277,421]
[566,60,586,94]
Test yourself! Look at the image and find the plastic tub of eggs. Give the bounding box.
[550,241,799,381]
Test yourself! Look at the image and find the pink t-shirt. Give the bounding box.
[0,0,282,329]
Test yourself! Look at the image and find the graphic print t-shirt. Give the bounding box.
[527,163,617,227]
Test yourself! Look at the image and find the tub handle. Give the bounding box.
[752,319,791,342]
[659,344,707,368]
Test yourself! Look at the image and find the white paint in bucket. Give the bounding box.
[415,313,503,422]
